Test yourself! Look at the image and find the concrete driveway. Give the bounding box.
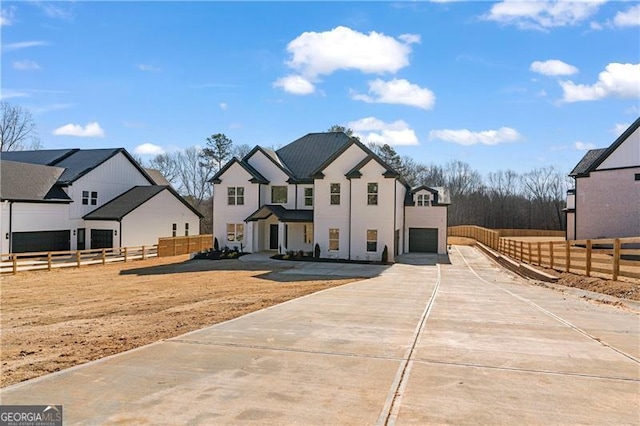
[2,246,638,424]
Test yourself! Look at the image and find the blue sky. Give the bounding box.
[2,1,639,176]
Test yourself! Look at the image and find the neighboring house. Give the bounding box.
[566,117,640,240]
[210,132,450,260]
[1,148,202,253]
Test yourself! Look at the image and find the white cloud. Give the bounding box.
[429,127,521,146]
[134,143,165,155]
[53,122,105,138]
[351,78,436,110]
[613,4,640,27]
[530,59,578,76]
[612,123,630,136]
[483,0,606,30]
[560,63,640,102]
[575,141,596,150]
[1,6,15,26]
[33,1,74,20]
[219,102,228,110]
[13,60,41,70]
[0,89,29,100]
[137,64,161,72]
[273,75,315,95]
[347,117,419,146]
[31,103,74,114]
[2,41,48,52]
[274,26,418,94]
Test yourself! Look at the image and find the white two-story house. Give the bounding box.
[1,148,202,253]
[211,132,450,260]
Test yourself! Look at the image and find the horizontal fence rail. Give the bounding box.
[0,245,158,275]
[448,226,640,282]
[158,234,213,257]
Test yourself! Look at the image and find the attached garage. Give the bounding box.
[409,228,439,253]
[90,229,114,249]
[12,230,70,253]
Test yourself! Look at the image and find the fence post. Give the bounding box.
[76,250,81,268]
[47,252,52,271]
[612,238,620,281]
[565,241,570,272]
[585,240,592,277]
[101,249,106,265]
[142,246,146,260]
[519,241,523,261]
[173,238,177,256]
[124,247,128,262]
[12,253,17,275]
[537,242,541,266]
[528,242,532,264]
[549,242,554,269]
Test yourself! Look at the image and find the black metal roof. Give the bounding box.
[275,132,352,180]
[83,185,203,220]
[245,205,313,223]
[0,160,71,202]
[569,148,608,177]
[1,148,155,185]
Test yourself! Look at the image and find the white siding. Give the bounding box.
[313,144,367,259]
[1,201,71,253]
[350,160,396,261]
[395,181,406,256]
[296,184,314,210]
[85,220,119,248]
[212,162,260,252]
[121,189,201,248]
[405,204,448,254]
[597,126,640,170]
[68,152,150,220]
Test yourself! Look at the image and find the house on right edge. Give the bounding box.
[566,116,640,240]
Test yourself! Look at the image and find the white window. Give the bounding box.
[226,223,244,242]
[367,183,378,205]
[329,228,339,251]
[304,225,313,244]
[330,183,340,205]
[227,187,244,205]
[366,230,377,252]
[82,191,98,206]
[271,186,287,204]
[172,223,177,237]
[417,194,430,206]
[304,187,313,206]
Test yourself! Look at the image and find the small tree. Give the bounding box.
[314,243,321,259]
[381,245,389,263]
[201,133,233,171]
[0,101,40,151]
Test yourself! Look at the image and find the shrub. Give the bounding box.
[298,250,304,258]
[382,245,389,263]
[286,250,294,257]
[214,237,219,251]
[314,243,321,259]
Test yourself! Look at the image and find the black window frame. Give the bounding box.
[271,186,288,204]
[330,183,340,205]
[367,183,378,205]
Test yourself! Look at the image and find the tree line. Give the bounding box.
[0,103,569,233]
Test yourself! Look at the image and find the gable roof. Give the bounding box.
[245,205,313,223]
[405,185,451,206]
[569,149,608,177]
[0,160,72,203]
[210,157,269,184]
[1,148,155,185]
[83,185,203,220]
[345,155,400,179]
[275,132,352,181]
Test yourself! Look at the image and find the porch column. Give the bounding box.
[278,222,287,252]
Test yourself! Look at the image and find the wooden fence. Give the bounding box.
[157,234,212,257]
[0,245,157,275]
[448,225,640,281]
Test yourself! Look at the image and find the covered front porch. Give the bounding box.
[245,205,314,254]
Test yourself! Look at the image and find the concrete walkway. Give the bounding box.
[2,246,638,424]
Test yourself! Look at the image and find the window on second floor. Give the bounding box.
[367,183,378,205]
[330,183,340,205]
[271,186,287,204]
[82,191,98,205]
[304,187,313,206]
[417,194,430,207]
[227,187,244,205]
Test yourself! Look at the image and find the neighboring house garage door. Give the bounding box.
[12,230,70,253]
[409,228,438,253]
[91,229,114,249]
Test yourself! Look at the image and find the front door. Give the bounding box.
[77,228,85,250]
[269,224,279,250]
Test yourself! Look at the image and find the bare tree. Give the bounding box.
[327,125,354,136]
[0,101,40,151]
[176,147,215,209]
[148,153,180,184]
[233,143,252,159]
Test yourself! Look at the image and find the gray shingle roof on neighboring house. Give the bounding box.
[569,148,608,176]
[83,185,203,220]
[0,160,71,202]
[145,168,171,186]
[275,132,352,181]
[1,148,155,185]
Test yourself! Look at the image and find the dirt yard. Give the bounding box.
[0,256,358,387]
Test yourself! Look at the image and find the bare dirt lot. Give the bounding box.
[0,256,358,387]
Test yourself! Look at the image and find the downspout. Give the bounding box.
[573,177,577,241]
[348,179,352,260]
[295,183,298,209]
[119,220,122,248]
[8,201,13,253]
